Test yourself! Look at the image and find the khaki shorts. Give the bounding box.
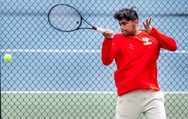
[115,90,166,119]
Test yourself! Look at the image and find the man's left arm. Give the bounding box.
[141,17,177,51]
[149,28,177,51]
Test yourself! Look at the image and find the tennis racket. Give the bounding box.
[48,4,105,32]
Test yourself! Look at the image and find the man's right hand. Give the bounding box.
[101,29,114,40]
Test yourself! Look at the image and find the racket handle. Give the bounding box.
[94,27,105,32]
[94,26,114,39]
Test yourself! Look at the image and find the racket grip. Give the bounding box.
[94,26,114,39]
[95,27,105,32]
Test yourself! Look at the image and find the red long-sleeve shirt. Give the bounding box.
[102,28,177,96]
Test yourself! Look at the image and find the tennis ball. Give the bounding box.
[4,54,12,62]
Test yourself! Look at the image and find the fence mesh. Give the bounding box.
[1,0,188,119]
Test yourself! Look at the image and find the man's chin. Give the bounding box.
[122,33,131,36]
[122,32,134,36]
[122,32,127,36]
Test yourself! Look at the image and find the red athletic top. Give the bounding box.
[102,28,177,96]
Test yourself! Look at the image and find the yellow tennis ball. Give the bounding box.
[4,54,12,62]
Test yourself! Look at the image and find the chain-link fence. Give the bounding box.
[1,0,188,119]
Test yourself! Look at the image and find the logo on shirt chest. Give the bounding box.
[142,37,152,45]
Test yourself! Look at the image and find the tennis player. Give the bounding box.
[101,8,177,119]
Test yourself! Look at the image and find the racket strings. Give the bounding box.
[49,5,81,31]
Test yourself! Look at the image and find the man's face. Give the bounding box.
[118,18,138,36]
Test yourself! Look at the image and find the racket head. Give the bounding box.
[48,4,82,32]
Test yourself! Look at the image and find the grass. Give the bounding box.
[2,92,188,119]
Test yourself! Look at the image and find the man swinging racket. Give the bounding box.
[101,7,177,119]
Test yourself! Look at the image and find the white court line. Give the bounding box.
[1,91,116,94]
[0,49,188,53]
[0,49,101,53]
[1,91,188,94]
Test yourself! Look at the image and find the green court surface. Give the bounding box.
[2,92,188,119]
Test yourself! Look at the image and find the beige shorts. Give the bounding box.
[115,90,166,119]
